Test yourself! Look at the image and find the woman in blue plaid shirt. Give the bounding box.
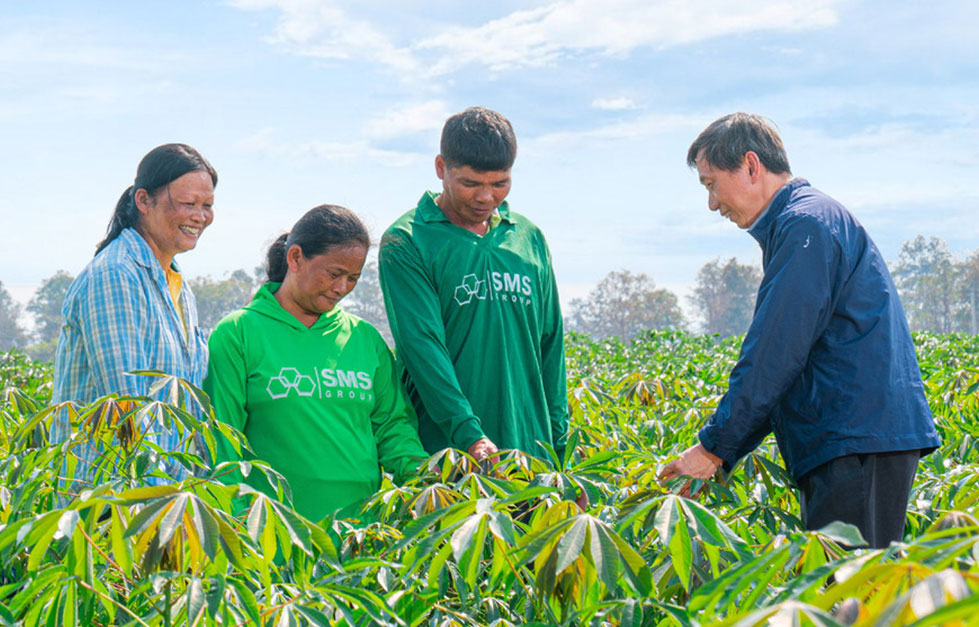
[52,143,217,487]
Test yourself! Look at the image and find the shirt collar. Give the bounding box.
[415,190,513,225]
[119,227,181,273]
[748,178,810,241]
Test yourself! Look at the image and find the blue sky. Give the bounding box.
[2,0,977,319]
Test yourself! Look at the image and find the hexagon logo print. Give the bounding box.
[454,273,488,306]
[267,367,317,399]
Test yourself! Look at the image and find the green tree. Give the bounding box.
[893,236,958,333]
[690,257,761,337]
[188,269,258,334]
[26,270,73,344]
[567,269,684,340]
[341,260,393,344]
[958,250,979,335]
[0,280,27,351]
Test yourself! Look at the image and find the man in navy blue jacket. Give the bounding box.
[660,113,940,548]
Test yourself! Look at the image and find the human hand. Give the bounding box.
[467,437,499,464]
[658,443,723,497]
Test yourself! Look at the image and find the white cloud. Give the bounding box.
[415,0,843,76]
[226,0,418,72]
[236,127,426,167]
[365,100,450,139]
[526,112,705,152]
[229,0,843,77]
[0,25,177,70]
[591,97,638,111]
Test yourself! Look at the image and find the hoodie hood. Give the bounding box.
[244,282,344,332]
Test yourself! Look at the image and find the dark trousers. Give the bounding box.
[797,450,920,549]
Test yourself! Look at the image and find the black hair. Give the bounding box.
[440,106,517,171]
[265,204,370,283]
[686,112,791,175]
[96,143,218,255]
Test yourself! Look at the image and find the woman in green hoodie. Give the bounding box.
[203,205,428,521]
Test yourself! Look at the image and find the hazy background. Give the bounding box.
[3,0,977,315]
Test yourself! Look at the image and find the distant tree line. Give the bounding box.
[565,236,979,340]
[892,236,979,335]
[565,258,761,341]
[0,260,395,361]
[2,235,978,359]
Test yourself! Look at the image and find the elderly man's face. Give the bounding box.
[695,151,765,229]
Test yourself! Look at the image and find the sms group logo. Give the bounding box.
[453,271,534,307]
[266,367,375,400]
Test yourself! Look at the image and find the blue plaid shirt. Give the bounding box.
[52,228,208,483]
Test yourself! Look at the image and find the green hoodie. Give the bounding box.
[203,283,427,521]
[379,192,568,460]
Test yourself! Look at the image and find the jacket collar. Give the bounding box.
[748,178,810,243]
[415,190,513,225]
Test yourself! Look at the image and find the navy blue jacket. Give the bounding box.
[699,179,940,479]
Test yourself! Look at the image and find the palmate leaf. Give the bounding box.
[688,538,799,616]
[906,590,979,626]
[712,600,843,627]
[122,495,172,539]
[588,517,621,591]
[526,513,654,601]
[873,569,975,624]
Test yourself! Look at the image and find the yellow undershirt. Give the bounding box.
[165,266,187,339]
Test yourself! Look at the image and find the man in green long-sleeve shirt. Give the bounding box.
[379,106,569,463]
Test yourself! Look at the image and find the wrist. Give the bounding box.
[698,443,723,467]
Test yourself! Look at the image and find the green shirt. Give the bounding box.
[379,192,569,459]
[203,283,427,521]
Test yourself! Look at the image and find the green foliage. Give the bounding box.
[567,270,685,340]
[26,270,73,345]
[0,332,977,625]
[188,269,259,335]
[894,235,979,334]
[689,257,761,337]
[0,281,27,352]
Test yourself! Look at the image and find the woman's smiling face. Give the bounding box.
[136,169,215,266]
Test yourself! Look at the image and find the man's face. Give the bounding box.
[435,155,511,231]
[695,151,765,229]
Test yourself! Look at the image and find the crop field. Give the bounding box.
[1,332,978,626]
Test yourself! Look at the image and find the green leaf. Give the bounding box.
[667,509,693,593]
[191,499,220,562]
[268,499,312,555]
[156,493,189,546]
[653,495,681,543]
[450,513,485,562]
[27,514,62,572]
[589,518,622,591]
[109,507,132,576]
[813,521,867,548]
[553,517,587,575]
[186,577,205,624]
[246,496,268,545]
[227,578,261,626]
[56,510,80,539]
[123,497,172,539]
